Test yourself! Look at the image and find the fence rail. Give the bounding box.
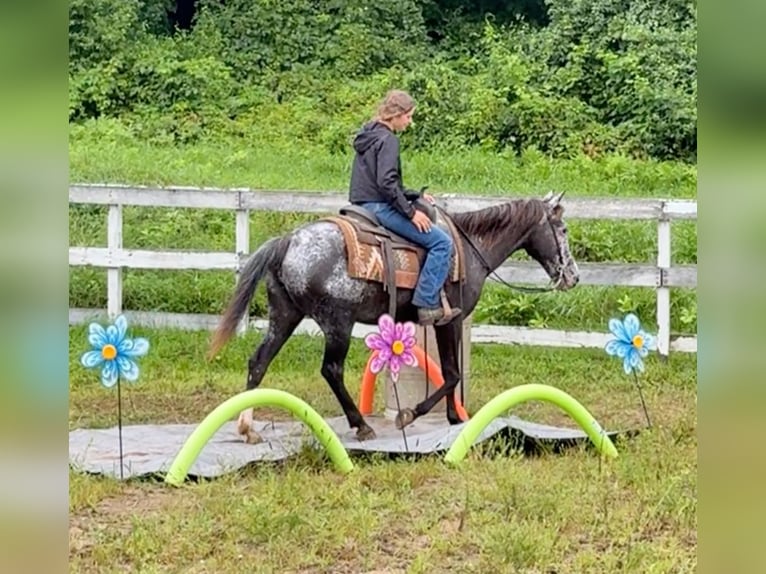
[69,184,698,220]
[68,184,697,355]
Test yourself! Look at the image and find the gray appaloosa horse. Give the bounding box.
[208,191,579,443]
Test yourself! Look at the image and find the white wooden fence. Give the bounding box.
[68,184,697,356]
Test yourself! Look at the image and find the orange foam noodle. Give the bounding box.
[358,346,469,422]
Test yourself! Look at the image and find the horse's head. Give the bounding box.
[523,191,579,290]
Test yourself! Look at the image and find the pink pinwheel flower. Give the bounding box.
[364,314,418,382]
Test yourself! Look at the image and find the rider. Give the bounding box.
[348,89,462,326]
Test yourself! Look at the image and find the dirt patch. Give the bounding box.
[70,485,181,559]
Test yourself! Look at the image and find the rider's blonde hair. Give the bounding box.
[373,90,415,122]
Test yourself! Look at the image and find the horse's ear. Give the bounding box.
[543,190,566,205]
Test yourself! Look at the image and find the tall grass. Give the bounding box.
[70,119,697,198]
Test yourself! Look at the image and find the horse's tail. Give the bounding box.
[207,235,291,359]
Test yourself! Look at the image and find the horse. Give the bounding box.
[208,191,580,443]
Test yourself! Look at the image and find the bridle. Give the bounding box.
[437,203,570,295]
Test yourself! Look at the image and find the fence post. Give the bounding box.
[235,197,250,336]
[656,206,671,359]
[107,204,123,319]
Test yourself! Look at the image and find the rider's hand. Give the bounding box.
[422,193,436,204]
[411,209,432,233]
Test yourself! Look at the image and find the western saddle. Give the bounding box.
[321,199,465,319]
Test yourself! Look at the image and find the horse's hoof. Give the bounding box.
[236,417,251,437]
[356,424,376,441]
[395,408,416,430]
[237,415,262,444]
[447,410,466,425]
[244,430,264,444]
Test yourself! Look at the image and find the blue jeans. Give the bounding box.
[359,201,453,309]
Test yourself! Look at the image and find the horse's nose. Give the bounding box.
[570,274,579,288]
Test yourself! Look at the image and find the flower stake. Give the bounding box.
[604,313,656,428]
[365,313,418,449]
[80,315,149,479]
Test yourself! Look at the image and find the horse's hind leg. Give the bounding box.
[237,286,304,443]
[316,316,377,441]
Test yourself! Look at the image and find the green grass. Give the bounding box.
[69,325,696,573]
[70,119,697,198]
[68,120,698,335]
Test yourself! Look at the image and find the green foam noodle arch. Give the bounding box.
[443,383,619,463]
[164,388,354,486]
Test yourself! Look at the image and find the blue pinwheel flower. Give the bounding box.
[80,315,149,387]
[605,313,656,374]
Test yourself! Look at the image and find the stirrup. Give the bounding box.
[417,306,462,326]
[435,306,462,326]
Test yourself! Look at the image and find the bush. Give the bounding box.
[193,0,428,82]
[521,0,697,160]
[68,0,697,163]
[69,0,145,71]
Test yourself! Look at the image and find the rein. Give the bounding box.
[436,204,565,295]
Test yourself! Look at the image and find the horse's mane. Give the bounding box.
[450,198,545,246]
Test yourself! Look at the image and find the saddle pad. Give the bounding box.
[328,216,421,289]
[326,216,460,289]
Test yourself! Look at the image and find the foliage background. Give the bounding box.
[68,0,697,333]
[69,0,696,161]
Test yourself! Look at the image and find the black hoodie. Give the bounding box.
[348,121,421,219]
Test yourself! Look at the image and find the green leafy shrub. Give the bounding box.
[523,0,697,160]
[68,0,696,163]
[193,0,428,83]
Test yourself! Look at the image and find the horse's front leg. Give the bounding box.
[395,322,463,429]
[445,389,464,426]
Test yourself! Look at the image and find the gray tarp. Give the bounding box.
[69,415,626,481]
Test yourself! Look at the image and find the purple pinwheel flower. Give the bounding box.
[364,314,418,382]
[605,313,657,374]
